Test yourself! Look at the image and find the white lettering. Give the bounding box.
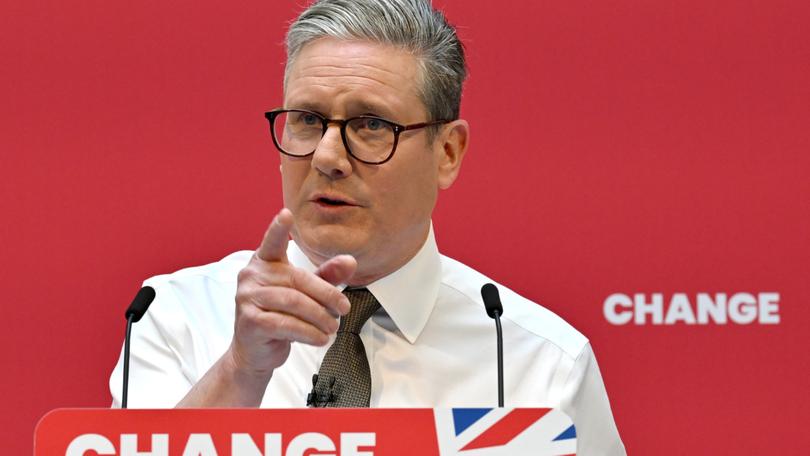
[182,434,218,456]
[696,293,727,324]
[758,292,780,324]
[286,433,335,456]
[66,434,115,456]
[121,434,169,456]
[232,433,282,456]
[604,293,633,325]
[664,293,696,324]
[634,293,663,325]
[606,292,780,325]
[64,432,378,456]
[341,433,375,456]
[728,293,757,324]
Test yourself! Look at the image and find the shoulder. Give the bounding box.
[140,250,253,320]
[439,254,589,359]
[144,250,253,288]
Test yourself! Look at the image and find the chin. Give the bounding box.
[294,223,368,261]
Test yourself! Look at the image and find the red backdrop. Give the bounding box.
[2,0,809,453]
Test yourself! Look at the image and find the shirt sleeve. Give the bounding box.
[558,342,626,456]
[108,282,196,408]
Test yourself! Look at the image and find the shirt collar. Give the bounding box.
[287,224,441,344]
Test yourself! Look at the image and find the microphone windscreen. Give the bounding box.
[125,286,156,322]
[481,283,503,319]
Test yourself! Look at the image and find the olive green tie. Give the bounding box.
[308,288,380,407]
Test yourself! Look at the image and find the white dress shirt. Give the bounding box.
[110,227,625,455]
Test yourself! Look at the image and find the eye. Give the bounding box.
[300,113,320,126]
[361,117,386,131]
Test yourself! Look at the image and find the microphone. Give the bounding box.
[125,286,155,323]
[122,286,156,408]
[307,374,337,407]
[481,283,504,407]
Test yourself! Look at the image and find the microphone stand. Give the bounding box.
[121,285,155,409]
[122,314,135,409]
[481,283,505,408]
[494,310,504,407]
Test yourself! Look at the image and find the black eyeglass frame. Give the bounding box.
[264,109,452,165]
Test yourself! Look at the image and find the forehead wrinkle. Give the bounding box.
[292,60,416,91]
[294,40,417,72]
[299,56,412,75]
[287,72,422,120]
[295,73,399,91]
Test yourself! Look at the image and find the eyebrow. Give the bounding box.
[284,100,324,113]
[285,100,397,121]
[352,101,390,116]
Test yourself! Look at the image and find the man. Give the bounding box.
[110,0,625,453]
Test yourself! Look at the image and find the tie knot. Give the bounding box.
[340,288,380,335]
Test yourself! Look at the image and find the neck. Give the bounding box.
[303,223,431,287]
[351,224,431,286]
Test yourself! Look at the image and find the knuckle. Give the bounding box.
[236,306,260,331]
[234,287,253,307]
[237,263,264,284]
[235,293,247,309]
[288,268,305,290]
[271,314,289,335]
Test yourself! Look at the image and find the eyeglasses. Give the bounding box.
[264,109,451,165]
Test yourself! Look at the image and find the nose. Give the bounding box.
[311,123,353,179]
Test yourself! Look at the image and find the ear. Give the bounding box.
[435,119,470,190]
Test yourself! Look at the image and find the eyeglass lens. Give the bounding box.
[273,111,396,163]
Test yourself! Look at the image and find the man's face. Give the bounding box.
[281,38,464,284]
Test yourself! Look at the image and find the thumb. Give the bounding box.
[315,254,357,286]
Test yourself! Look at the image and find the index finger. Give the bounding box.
[255,208,294,263]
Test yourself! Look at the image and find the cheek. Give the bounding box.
[376,164,438,224]
[280,160,310,206]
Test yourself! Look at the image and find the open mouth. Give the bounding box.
[316,197,350,206]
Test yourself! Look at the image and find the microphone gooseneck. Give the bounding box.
[122,286,156,408]
[481,283,504,407]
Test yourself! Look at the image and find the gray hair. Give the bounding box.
[285,0,467,122]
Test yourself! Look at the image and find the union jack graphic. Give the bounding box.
[433,408,577,456]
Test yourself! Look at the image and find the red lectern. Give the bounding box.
[35,408,576,455]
